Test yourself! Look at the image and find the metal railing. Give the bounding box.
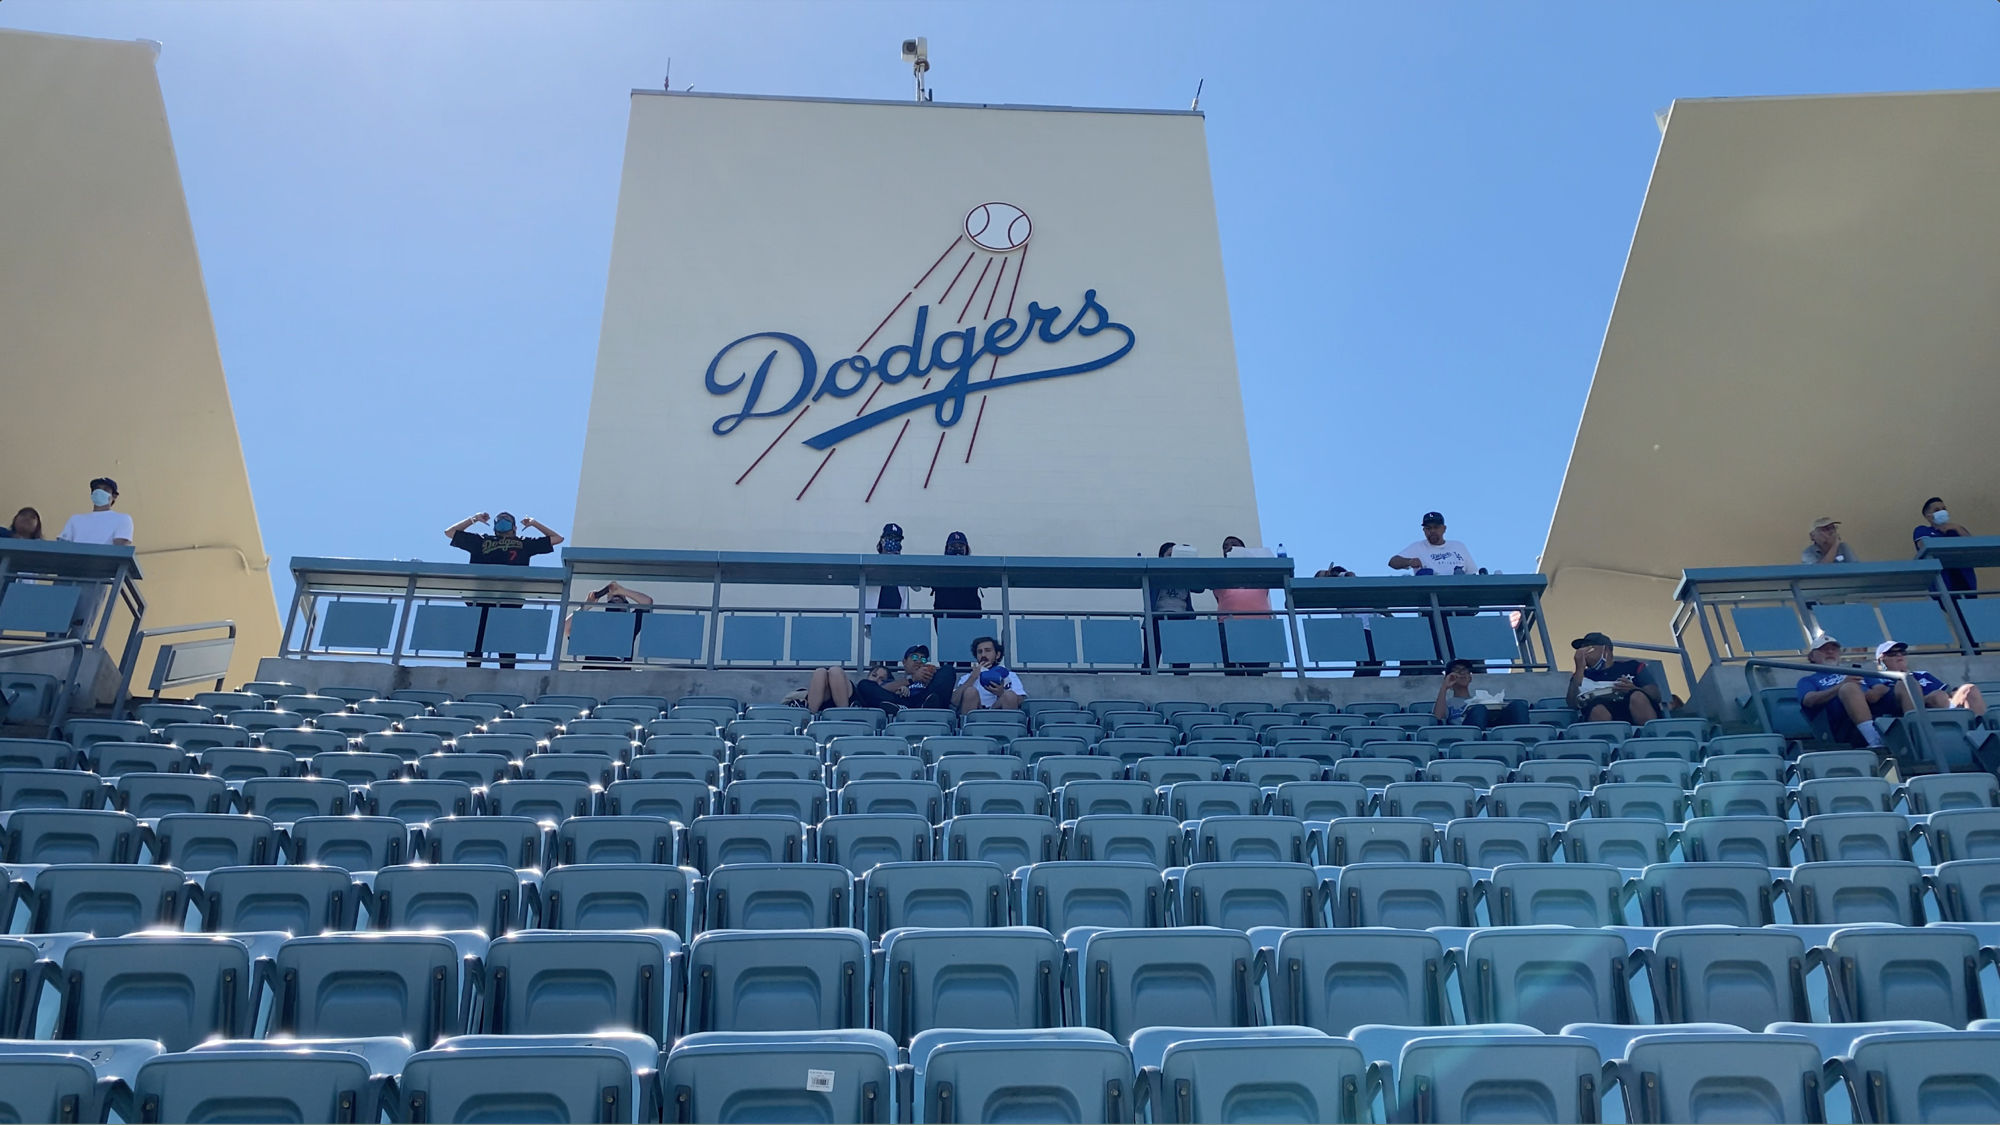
[1743,656,1933,764]
[0,638,88,739]
[1674,561,1966,665]
[116,619,238,713]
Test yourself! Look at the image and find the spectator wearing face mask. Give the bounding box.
[1913,497,1976,592]
[863,523,911,621]
[931,531,982,618]
[58,478,133,546]
[444,510,565,668]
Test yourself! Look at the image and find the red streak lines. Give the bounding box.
[865,421,911,504]
[963,245,1027,463]
[957,258,994,323]
[923,432,948,489]
[936,251,977,306]
[796,449,836,501]
[734,404,812,485]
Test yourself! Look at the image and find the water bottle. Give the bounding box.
[1277,543,1289,558]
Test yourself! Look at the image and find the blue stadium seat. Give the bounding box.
[539,863,696,938]
[363,779,474,825]
[1783,861,1927,925]
[1163,781,1260,821]
[1561,818,1671,868]
[0,1054,109,1124]
[1175,862,1319,929]
[662,1029,897,1124]
[911,1027,1133,1125]
[1458,928,1632,1031]
[877,926,1064,1044]
[198,864,358,933]
[399,1045,635,1125]
[817,813,934,872]
[839,779,945,820]
[861,861,1008,938]
[59,934,251,1050]
[482,930,678,1044]
[1323,819,1436,865]
[1332,863,1473,928]
[0,768,104,811]
[1020,861,1166,932]
[1637,863,1778,926]
[705,863,853,930]
[1799,812,1916,863]
[1904,772,2000,814]
[1931,858,2000,922]
[1484,782,1584,822]
[722,779,827,822]
[312,750,405,785]
[943,814,1060,868]
[1823,927,1986,1026]
[950,779,1050,817]
[555,815,676,866]
[1261,927,1446,1034]
[1614,1032,1825,1125]
[1835,1029,2000,1124]
[1636,926,1810,1028]
[1444,818,1556,866]
[285,815,409,869]
[1071,927,1257,1038]
[1390,1034,1601,1123]
[240,776,350,820]
[422,815,546,867]
[151,811,280,869]
[30,863,189,935]
[272,932,463,1048]
[369,863,524,934]
[686,815,807,873]
[1924,808,2000,862]
[1272,781,1369,821]
[1679,815,1795,866]
[5,808,141,863]
[1065,814,1184,868]
[1146,1032,1367,1125]
[684,928,869,1033]
[113,772,229,817]
[132,1049,381,1125]
[1482,863,1627,927]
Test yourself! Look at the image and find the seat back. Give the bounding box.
[1826,928,1984,1026]
[485,930,678,1043]
[1156,1036,1368,1125]
[371,863,523,934]
[1460,929,1631,1031]
[540,864,696,939]
[399,1045,633,1125]
[201,865,357,934]
[686,815,806,873]
[32,863,189,935]
[1393,1035,1601,1125]
[817,813,934,873]
[1075,927,1256,1039]
[274,933,462,1048]
[662,1030,896,1125]
[1637,863,1777,927]
[1644,927,1810,1028]
[1617,1032,1824,1125]
[1020,861,1167,932]
[860,861,1008,938]
[914,1029,1133,1125]
[1844,1029,2000,1125]
[705,863,853,930]
[1175,862,1320,929]
[684,929,870,1033]
[287,815,408,869]
[61,935,251,1050]
[1333,863,1472,928]
[1483,863,1627,927]
[1783,861,1927,925]
[877,927,1062,1045]
[133,1050,379,1125]
[942,814,1061,868]
[1560,818,1671,868]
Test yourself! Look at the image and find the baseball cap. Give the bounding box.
[1421,511,1445,526]
[1809,516,1840,532]
[1874,640,1908,659]
[1570,631,1612,650]
[1808,629,1841,650]
[880,523,903,539]
[89,477,118,495]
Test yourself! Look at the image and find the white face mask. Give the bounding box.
[1933,509,1950,524]
[90,489,113,507]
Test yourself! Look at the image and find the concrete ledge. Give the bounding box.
[253,657,1576,711]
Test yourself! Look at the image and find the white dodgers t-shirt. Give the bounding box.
[955,668,1028,708]
[1402,539,1475,575]
[58,510,134,545]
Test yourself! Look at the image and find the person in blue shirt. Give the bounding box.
[1876,639,1987,720]
[1912,497,1976,592]
[1795,631,1894,749]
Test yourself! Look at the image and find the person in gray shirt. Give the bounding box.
[1803,516,1857,564]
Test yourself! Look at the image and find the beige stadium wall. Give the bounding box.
[0,29,278,689]
[1541,88,2000,679]
[575,92,1261,583]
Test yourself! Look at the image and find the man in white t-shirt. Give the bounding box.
[1389,511,1475,575]
[952,635,1027,715]
[57,478,134,546]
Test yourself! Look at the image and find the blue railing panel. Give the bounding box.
[720,615,785,664]
[319,601,396,650]
[0,584,80,635]
[1016,618,1079,666]
[1159,618,1222,665]
[789,615,855,665]
[868,617,932,664]
[1078,620,1141,668]
[1731,606,1806,654]
[1223,618,1289,665]
[1447,616,1521,663]
[1300,617,1370,665]
[638,613,706,662]
[1370,617,1438,664]
[410,605,482,653]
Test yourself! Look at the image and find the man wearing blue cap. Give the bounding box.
[952,635,1026,715]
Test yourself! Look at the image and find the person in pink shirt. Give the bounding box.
[1215,535,1274,675]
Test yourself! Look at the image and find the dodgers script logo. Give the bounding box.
[710,203,1139,500]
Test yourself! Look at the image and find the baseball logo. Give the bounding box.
[965,201,1032,252]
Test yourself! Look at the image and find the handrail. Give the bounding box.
[1742,656,1930,764]
[0,638,88,739]
[1606,637,1699,703]
[116,619,238,713]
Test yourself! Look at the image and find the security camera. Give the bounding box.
[901,37,928,65]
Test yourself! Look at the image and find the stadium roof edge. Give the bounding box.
[629,87,1203,118]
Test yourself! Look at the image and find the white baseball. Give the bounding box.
[965,201,1032,252]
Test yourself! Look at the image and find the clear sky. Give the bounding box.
[5,0,1998,606]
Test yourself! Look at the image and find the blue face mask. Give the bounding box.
[90,489,113,507]
[880,539,902,554]
[493,518,516,535]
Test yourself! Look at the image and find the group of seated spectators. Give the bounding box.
[798,635,1026,717]
[1796,631,1987,750]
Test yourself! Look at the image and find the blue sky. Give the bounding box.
[6,0,1998,604]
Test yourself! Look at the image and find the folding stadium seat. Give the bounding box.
[1566,720,1634,745]
[1270,739,1354,765]
[604,694,669,713]
[354,695,425,719]
[555,815,676,866]
[629,753,723,786]
[1146,1032,1370,1125]
[317,713,398,740]
[1924,807,2000,862]
[934,754,1024,789]
[832,755,928,786]
[1701,752,1788,783]
[364,778,474,825]
[1905,771,2000,814]
[1020,860,1167,932]
[838,779,944,820]
[151,812,279,869]
[1356,740,1439,767]
[1530,738,1615,767]
[402,715,480,740]
[1163,780,1260,821]
[113,771,229,816]
[1415,725,1481,748]
[412,751,511,788]
[487,778,596,823]
[1271,780,1368,820]
[733,715,805,739]
[1783,860,1927,925]
[1332,863,1474,928]
[258,727,350,756]
[1484,781,1584,822]
[227,710,305,737]
[860,860,1008,938]
[461,731,556,761]
[1679,815,1794,865]
[1324,818,1436,865]
[1793,748,1883,781]
[370,864,525,934]
[136,701,217,727]
[1388,1034,1603,1123]
[817,813,933,872]
[722,778,826,822]
[1590,781,1688,822]
[685,815,808,875]
[285,815,409,869]
[1175,861,1320,929]
[684,928,869,1033]
[1070,927,1257,1038]
[362,731,447,761]
[0,768,104,810]
[398,1044,636,1125]
[130,1049,382,1125]
[520,751,619,787]
[160,723,252,754]
[1614,1032,1826,1125]
[1835,1029,2000,1123]
[1064,814,1183,868]
[942,813,1060,868]
[1036,755,1121,789]
[486,717,557,740]
[274,694,347,718]
[1379,781,1478,823]
[561,717,640,739]
[194,690,263,711]
[58,934,252,1050]
[1562,817,1671,868]
[816,705,886,729]
[671,703,739,726]
[1636,926,1810,1028]
[1931,857,2000,922]
[270,932,464,1047]
[1482,863,1628,927]
[1444,817,1556,866]
[29,863,189,934]
[1636,863,1778,926]
[0,737,79,772]
[877,926,1064,1045]
[1799,776,1899,817]
[1426,758,1510,788]
[64,718,152,749]
[1133,756,1226,787]
[920,734,1003,764]
[1800,811,1916,862]
[1194,815,1313,865]
[423,815,546,867]
[1691,780,1792,819]
[311,750,405,785]
[0,1054,110,1124]
[198,864,358,933]
[1259,927,1447,1034]
[515,702,584,724]
[705,863,853,930]
[735,733,818,758]
[1513,758,1602,790]
[4,808,141,863]
[539,863,696,938]
[604,778,711,822]
[1330,757,1418,789]
[1007,735,1089,764]
[661,1029,897,1124]
[885,719,955,745]
[481,930,678,1044]
[950,779,1049,817]
[1823,927,1986,1026]
[1448,738,1531,766]
[911,1028,1134,1125]
[1604,758,1696,788]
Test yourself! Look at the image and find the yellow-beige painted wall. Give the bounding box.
[1,29,277,689]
